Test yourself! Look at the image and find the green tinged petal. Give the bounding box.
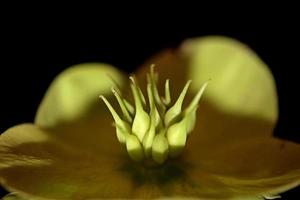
[181,36,278,125]
[35,63,127,129]
[1,124,300,199]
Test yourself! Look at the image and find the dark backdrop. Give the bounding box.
[1,17,299,199]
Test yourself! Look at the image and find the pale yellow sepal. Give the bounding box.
[181,36,278,124]
[35,63,127,128]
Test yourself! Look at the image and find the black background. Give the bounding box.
[1,13,299,199]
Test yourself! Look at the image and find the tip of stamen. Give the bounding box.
[129,76,136,84]
[150,64,156,74]
[111,87,117,94]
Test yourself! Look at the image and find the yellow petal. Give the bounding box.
[35,63,127,129]
[183,136,300,198]
[181,36,278,128]
[0,123,128,199]
[185,100,275,147]
[1,123,299,199]
[187,134,300,177]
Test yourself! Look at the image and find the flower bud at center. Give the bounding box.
[100,65,208,164]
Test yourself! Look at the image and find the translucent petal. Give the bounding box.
[0,123,128,199]
[1,123,300,199]
[186,136,300,198]
[181,36,278,127]
[35,63,127,129]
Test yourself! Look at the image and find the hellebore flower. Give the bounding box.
[1,36,300,200]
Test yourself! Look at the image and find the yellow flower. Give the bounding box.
[1,36,300,199]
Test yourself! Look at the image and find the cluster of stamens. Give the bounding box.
[100,65,208,164]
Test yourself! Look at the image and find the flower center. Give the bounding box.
[100,65,208,164]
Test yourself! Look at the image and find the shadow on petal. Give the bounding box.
[187,99,275,149]
[3,124,298,199]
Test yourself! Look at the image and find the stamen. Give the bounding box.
[124,99,135,116]
[130,76,146,106]
[185,106,198,135]
[111,87,132,123]
[162,79,171,106]
[149,65,165,112]
[184,80,209,134]
[111,86,135,115]
[126,134,144,162]
[166,118,188,157]
[184,80,209,115]
[100,95,130,144]
[142,83,157,158]
[130,77,150,142]
[164,80,192,126]
[100,66,208,164]
[152,129,169,164]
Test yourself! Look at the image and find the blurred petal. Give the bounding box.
[183,106,300,197]
[181,36,278,128]
[184,100,275,147]
[1,123,299,199]
[186,134,300,178]
[183,136,300,198]
[35,63,127,129]
[0,123,129,199]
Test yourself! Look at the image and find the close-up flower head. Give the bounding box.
[1,36,300,199]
